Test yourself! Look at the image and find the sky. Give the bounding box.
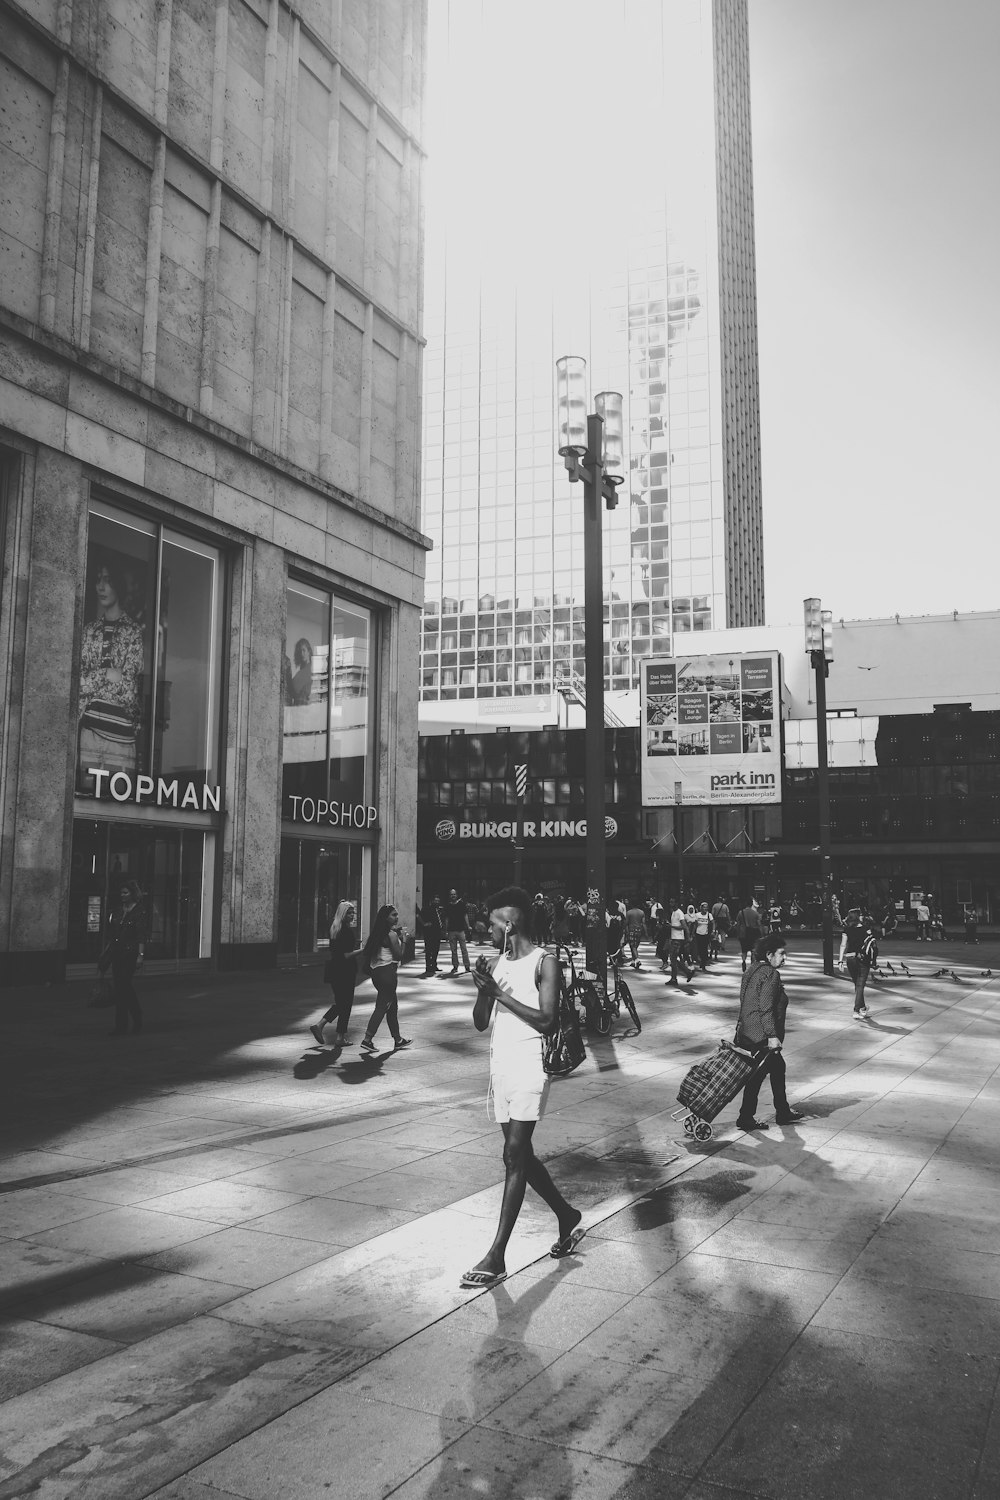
[423,1,1000,631]
[748,0,1000,625]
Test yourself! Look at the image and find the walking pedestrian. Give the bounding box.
[445,887,472,975]
[736,898,763,971]
[310,899,360,1046]
[359,905,412,1052]
[711,895,731,953]
[460,886,583,1289]
[420,894,445,977]
[99,879,146,1035]
[838,902,879,1019]
[625,900,645,967]
[735,933,803,1131]
[964,905,979,944]
[693,902,714,971]
[914,898,931,941]
[665,898,696,986]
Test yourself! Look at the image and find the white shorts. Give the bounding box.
[490,1068,550,1123]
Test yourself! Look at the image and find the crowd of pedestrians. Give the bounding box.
[90,880,987,1077]
[85,873,990,1287]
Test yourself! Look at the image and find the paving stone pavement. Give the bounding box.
[2,935,999,1499]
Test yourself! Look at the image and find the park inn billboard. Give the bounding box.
[640,652,782,807]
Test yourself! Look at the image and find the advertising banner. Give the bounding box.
[640,652,782,806]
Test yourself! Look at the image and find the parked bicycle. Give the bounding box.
[608,945,641,1034]
[556,944,614,1035]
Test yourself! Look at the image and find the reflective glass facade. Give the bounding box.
[420,0,764,707]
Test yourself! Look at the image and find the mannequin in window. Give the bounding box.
[290,638,314,705]
[78,558,144,791]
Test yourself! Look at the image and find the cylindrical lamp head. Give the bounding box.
[556,355,588,456]
[595,390,624,482]
[803,597,822,654]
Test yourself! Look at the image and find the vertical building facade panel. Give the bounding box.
[0,0,430,983]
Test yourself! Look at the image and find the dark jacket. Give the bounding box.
[328,919,359,980]
[101,902,146,971]
[736,959,788,1048]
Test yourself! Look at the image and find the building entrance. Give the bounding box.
[277,838,366,962]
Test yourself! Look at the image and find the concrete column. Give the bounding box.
[141,134,167,386]
[200,0,229,416]
[319,60,342,483]
[153,0,173,126]
[359,299,373,504]
[200,179,222,416]
[76,81,102,348]
[210,0,228,172]
[39,56,70,332]
[218,538,284,967]
[362,99,377,296]
[4,452,86,979]
[252,219,276,448]
[260,0,279,214]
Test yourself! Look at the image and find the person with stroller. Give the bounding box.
[735,933,803,1131]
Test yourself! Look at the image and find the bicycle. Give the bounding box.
[556,944,614,1035]
[608,946,641,1034]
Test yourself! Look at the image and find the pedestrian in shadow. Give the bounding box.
[420,894,445,977]
[99,879,146,1036]
[460,886,583,1289]
[359,904,412,1053]
[735,932,803,1131]
[310,899,361,1046]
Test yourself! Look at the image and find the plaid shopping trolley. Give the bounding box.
[673,1038,764,1142]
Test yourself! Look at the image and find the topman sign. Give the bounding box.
[87,769,223,812]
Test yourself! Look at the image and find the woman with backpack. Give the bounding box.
[838,901,880,1020]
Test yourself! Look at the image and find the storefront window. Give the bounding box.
[68,820,213,966]
[155,534,223,779]
[282,580,331,801]
[77,498,223,798]
[282,580,375,805]
[330,600,371,802]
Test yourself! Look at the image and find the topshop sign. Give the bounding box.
[286,796,378,830]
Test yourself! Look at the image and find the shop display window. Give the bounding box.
[77,497,224,799]
[282,581,375,805]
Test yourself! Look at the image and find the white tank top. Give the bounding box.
[489,947,545,1069]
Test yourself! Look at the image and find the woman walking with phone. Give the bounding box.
[359,904,412,1053]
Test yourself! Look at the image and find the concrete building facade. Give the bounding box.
[0,0,429,981]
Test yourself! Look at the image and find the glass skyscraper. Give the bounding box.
[420,0,764,712]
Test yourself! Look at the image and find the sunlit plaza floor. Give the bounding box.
[2,935,999,1499]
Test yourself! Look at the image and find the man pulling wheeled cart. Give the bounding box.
[675,932,803,1139]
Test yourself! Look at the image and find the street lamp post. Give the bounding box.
[804,598,835,975]
[556,357,623,990]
